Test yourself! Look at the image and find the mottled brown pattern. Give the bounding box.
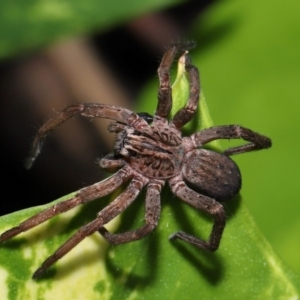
[0,41,271,279]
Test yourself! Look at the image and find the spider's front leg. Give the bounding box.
[25,103,138,169]
[32,173,148,278]
[99,179,164,244]
[0,166,132,243]
[168,176,226,251]
[191,125,272,156]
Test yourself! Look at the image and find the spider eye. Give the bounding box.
[137,112,153,124]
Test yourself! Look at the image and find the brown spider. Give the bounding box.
[0,42,271,279]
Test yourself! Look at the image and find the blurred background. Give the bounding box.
[0,0,299,276]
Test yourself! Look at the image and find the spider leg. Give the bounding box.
[156,41,196,120]
[0,166,132,242]
[156,44,179,119]
[191,125,272,155]
[25,103,139,169]
[169,176,226,251]
[32,174,148,278]
[171,53,200,129]
[99,179,163,244]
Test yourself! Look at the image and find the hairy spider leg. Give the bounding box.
[32,174,148,279]
[156,44,180,119]
[0,41,273,280]
[25,103,140,169]
[191,125,272,155]
[171,54,200,129]
[99,179,164,244]
[0,166,132,243]
[155,41,196,120]
[169,176,226,251]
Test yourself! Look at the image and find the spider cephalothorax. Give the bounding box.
[111,119,184,179]
[0,41,271,278]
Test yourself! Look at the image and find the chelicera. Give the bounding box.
[0,42,271,278]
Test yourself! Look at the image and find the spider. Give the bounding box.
[0,42,271,279]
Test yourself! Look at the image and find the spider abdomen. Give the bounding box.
[182,149,241,201]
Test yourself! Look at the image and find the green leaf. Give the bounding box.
[0,0,184,59]
[189,0,300,278]
[0,194,120,300]
[1,43,299,300]
[1,0,300,298]
[134,45,300,299]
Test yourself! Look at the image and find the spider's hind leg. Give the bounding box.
[191,125,272,156]
[169,177,226,251]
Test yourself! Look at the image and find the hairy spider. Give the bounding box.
[0,42,271,279]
